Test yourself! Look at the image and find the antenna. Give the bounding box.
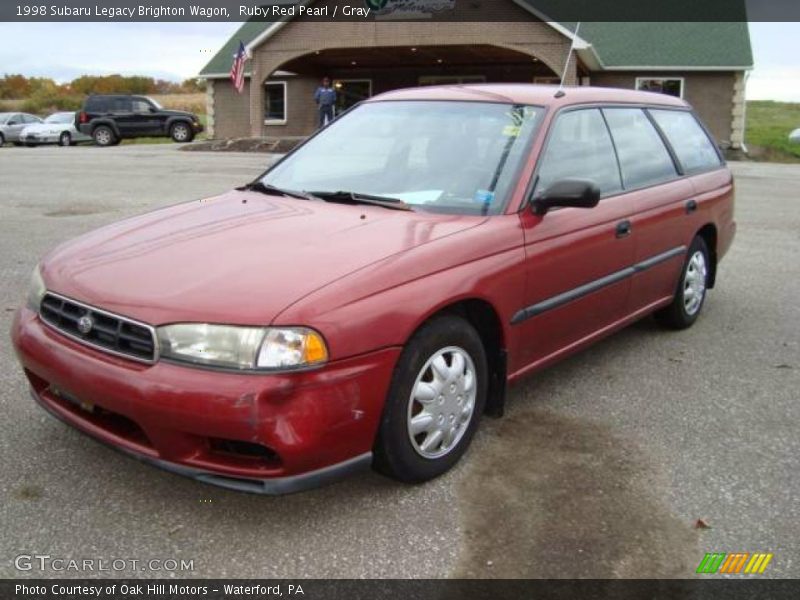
[556,21,581,98]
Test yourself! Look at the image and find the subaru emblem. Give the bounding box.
[77,315,94,335]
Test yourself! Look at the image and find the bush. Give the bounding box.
[20,91,83,114]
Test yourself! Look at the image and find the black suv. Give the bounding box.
[76,95,203,146]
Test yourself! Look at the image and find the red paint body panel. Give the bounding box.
[11,85,736,489]
[13,307,398,477]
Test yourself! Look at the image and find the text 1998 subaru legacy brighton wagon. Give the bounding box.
[12,85,735,493]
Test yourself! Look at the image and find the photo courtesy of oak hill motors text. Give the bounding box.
[27,4,372,18]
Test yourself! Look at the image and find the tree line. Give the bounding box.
[0,73,204,113]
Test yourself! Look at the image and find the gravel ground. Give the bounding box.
[0,145,797,579]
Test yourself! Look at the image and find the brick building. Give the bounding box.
[199,0,752,148]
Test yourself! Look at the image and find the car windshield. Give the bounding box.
[44,113,74,124]
[0,113,12,124]
[260,100,543,215]
[146,97,163,110]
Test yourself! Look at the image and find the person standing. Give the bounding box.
[314,77,337,128]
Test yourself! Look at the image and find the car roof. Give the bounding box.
[368,84,689,109]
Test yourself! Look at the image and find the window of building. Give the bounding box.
[333,79,372,114]
[635,77,684,98]
[536,108,622,197]
[264,81,287,124]
[602,108,678,189]
[650,109,723,173]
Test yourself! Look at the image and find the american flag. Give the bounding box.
[230,41,247,94]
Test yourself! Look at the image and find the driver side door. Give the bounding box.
[512,107,635,374]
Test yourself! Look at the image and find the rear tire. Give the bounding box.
[170,122,194,143]
[92,125,115,147]
[373,315,488,483]
[59,132,71,147]
[655,236,710,330]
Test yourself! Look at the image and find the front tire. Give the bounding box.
[373,315,488,483]
[170,122,194,143]
[655,236,710,329]
[92,125,115,147]
[0,133,5,146]
[59,132,71,147]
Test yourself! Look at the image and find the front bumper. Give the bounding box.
[12,307,399,494]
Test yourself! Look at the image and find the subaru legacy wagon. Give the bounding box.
[12,85,735,493]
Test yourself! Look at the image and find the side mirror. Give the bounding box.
[7,120,17,126]
[532,179,601,216]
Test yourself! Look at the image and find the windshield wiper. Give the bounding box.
[236,181,316,201]
[310,190,412,211]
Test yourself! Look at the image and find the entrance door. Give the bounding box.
[334,80,372,115]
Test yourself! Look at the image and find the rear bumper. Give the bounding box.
[12,307,399,493]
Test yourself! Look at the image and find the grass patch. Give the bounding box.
[745,101,800,162]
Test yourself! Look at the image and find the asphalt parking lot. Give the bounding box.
[1,145,798,578]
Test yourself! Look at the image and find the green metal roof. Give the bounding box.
[576,22,752,69]
[200,13,752,77]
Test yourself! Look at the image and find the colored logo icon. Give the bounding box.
[365,0,389,9]
[696,552,773,574]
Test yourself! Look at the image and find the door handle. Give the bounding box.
[686,199,698,214]
[615,220,632,238]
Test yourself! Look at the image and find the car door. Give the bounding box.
[131,97,161,135]
[601,107,692,313]
[514,107,635,372]
[5,113,26,141]
[110,96,138,136]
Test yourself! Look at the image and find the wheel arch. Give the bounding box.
[413,297,508,418]
[90,120,120,138]
[696,223,718,288]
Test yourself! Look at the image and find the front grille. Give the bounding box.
[39,293,157,363]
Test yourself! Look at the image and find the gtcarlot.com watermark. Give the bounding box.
[14,554,194,573]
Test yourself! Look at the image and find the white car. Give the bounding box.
[20,112,91,147]
[790,128,800,144]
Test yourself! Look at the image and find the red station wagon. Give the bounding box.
[12,85,735,493]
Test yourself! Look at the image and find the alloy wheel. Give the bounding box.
[173,124,189,141]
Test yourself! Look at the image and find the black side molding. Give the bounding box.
[511,246,686,325]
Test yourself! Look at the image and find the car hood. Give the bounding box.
[41,190,484,325]
[162,109,196,118]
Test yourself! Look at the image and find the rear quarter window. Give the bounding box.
[650,109,723,174]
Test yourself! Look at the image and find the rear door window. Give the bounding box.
[602,108,678,189]
[536,108,622,197]
[110,97,132,113]
[650,109,723,174]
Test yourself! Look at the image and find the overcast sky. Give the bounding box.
[0,21,797,101]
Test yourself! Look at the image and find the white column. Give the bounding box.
[205,79,215,139]
[730,71,747,150]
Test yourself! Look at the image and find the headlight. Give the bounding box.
[156,324,328,371]
[26,266,46,312]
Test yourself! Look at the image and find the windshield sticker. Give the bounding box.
[502,125,521,137]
